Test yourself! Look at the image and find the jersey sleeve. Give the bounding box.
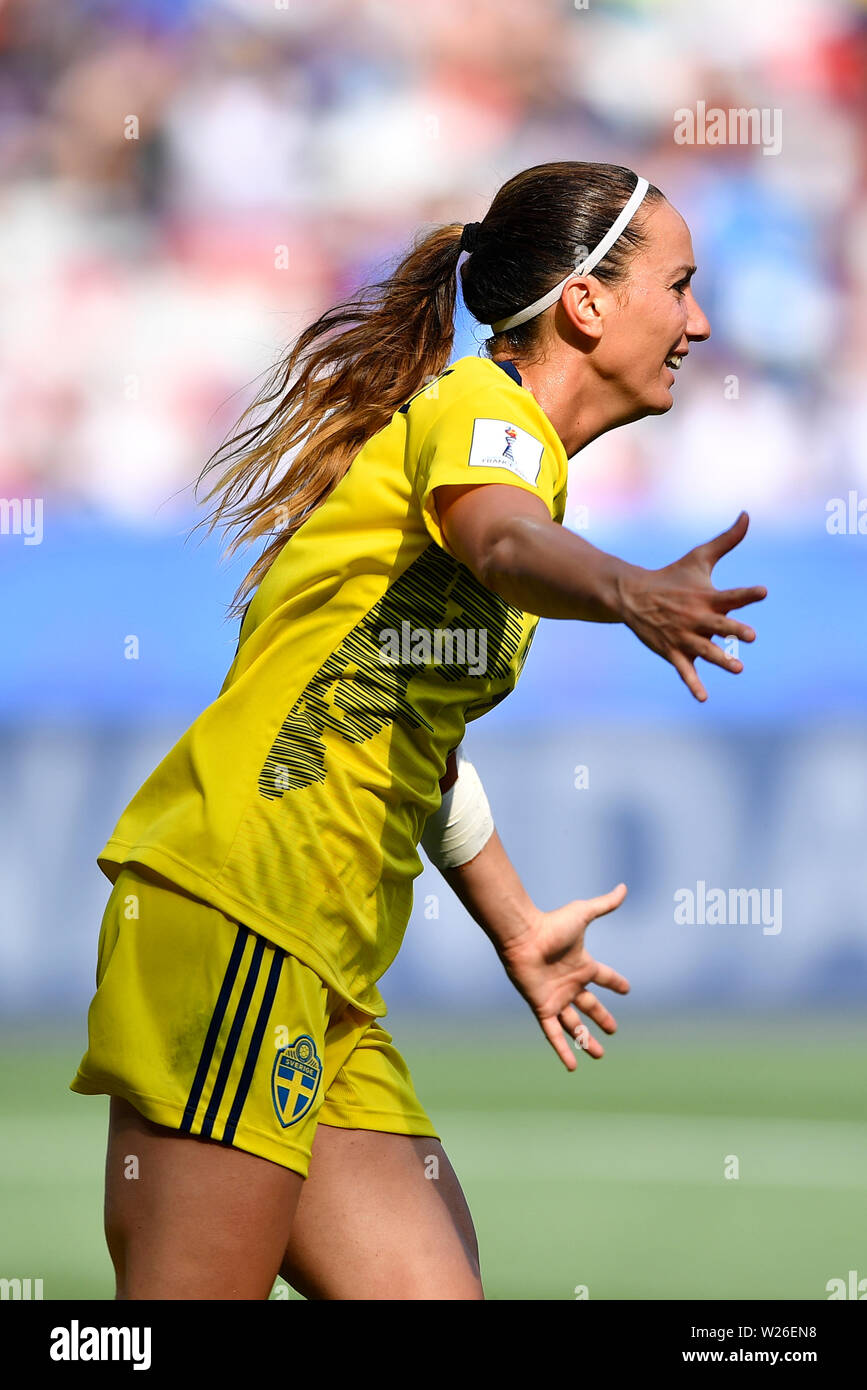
[414,385,567,553]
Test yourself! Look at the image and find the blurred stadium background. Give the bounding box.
[1,0,865,1300]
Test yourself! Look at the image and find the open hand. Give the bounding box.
[497,883,630,1071]
[619,512,767,701]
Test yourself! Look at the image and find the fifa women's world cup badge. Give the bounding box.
[466,418,543,485]
[271,1034,322,1127]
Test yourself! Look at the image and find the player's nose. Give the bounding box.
[687,290,711,342]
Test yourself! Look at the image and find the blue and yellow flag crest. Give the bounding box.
[271,1034,322,1127]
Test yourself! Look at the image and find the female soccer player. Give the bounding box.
[71,162,765,1300]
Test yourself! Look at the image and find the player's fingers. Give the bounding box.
[672,649,707,702]
[713,584,768,612]
[693,638,743,673]
[559,1003,583,1035]
[559,1006,604,1058]
[699,615,756,643]
[588,959,631,995]
[541,1014,578,1071]
[691,511,749,568]
[573,988,617,1034]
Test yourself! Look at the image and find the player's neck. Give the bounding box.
[493,349,641,457]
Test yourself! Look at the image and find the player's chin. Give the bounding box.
[620,381,674,424]
[644,377,676,414]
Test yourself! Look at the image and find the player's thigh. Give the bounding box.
[280,1126,483,1300]
[75,865,321,1299]
[106,1096,304,1300]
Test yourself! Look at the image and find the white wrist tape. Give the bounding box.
[421,750,494,870]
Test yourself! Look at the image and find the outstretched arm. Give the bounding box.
[435,484,767,702]
[421,750,629,1071]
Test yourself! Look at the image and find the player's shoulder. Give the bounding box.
[428,356,565,459]
[436,354,525,407]
[396,354,512,420]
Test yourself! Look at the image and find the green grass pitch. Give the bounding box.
[1,1018,864,1300]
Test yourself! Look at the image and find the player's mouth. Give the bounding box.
[664,352,685,370]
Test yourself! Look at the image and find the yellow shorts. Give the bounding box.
[70,863,438,1178]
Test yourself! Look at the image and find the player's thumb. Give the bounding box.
[586,882,628,921]
[695,510,749,569]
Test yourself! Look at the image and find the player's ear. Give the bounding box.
[558,276,606,342]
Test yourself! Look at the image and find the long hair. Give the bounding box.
[194,162,662,620]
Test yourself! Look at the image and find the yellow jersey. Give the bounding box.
[97,354,569,1016]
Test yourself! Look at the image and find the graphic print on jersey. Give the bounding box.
[258,543,526,797]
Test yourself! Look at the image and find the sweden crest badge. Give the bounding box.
[271,1034,322,1127]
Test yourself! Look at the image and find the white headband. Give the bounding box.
[490,176,650,334]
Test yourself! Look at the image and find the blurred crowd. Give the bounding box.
[0,0,865,530]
